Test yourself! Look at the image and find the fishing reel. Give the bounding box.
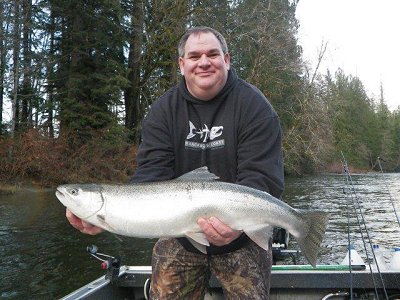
[86,245,121,282]
[272,228,300,264]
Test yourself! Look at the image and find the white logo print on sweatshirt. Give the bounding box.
[186,121,223,142]
[185,121,225,150]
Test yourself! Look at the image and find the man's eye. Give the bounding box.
[189,56,199,61]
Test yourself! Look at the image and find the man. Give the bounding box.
[66,26,284,299]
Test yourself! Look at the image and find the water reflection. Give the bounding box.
[0,173,399,298]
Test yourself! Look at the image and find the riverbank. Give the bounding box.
[0,183,20,195]
[2,130,396,191]
[323,162,373,174]
[0,159,382,193]
[0,129,137,188]
[0,166,381,194]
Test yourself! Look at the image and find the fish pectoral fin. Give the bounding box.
[95,214,116,233]
[187,239,208,254]
[244,225,274,251]
[185,232,209,254]
[97,214,106,223]
[185,232,210,246]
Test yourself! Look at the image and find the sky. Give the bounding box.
[295,0,400,111]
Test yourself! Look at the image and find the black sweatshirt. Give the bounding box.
[131,68,284,198]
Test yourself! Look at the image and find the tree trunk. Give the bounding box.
[46,7,56,138]
[124,0,144,140]
[0,1,5,134]
[11,0,21,137]
[21,0,32,130]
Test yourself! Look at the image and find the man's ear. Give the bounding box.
[224,53,231,70]
[179,57,185,76]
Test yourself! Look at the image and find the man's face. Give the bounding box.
[179,32,230,100]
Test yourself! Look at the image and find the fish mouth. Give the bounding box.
[55,189,70,210]
[55,188,65,201]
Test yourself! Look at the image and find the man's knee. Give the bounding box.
[150,238,210,300]
[211,241,272,299]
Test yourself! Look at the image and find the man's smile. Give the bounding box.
[196,71,214,76]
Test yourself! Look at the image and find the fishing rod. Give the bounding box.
[341,153,389,300]
[376,157,400,227]
[343,179,354,300]
[341,160,380,299]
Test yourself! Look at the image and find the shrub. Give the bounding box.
[0,128,137,186]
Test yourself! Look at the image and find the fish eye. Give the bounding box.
[70,188,79,196]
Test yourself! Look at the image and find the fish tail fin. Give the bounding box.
[296,210,329,267]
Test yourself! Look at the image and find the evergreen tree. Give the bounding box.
[324,70,378,168]
[51,0,127,140]
[374,83,393,167]
[390,109,400,170]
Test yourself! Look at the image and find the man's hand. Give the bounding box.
[197,217,242,246]
[66,209,103,235]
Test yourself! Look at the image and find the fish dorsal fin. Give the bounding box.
[175,167,220,182]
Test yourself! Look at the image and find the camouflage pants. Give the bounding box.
[149,238,272,300]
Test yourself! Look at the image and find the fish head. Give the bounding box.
[56,184,104,219]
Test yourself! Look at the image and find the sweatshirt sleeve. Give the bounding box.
[235,93,284,198]
[130,101,175,183]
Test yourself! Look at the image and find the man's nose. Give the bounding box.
[198,54,211,67]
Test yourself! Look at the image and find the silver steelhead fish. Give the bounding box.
[56,168,329,266]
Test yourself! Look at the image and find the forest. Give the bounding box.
[0,0,399,186]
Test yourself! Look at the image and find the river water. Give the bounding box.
[1,173,399,299]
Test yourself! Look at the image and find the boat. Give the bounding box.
[60,265,400,300]
[60,246,400,300]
